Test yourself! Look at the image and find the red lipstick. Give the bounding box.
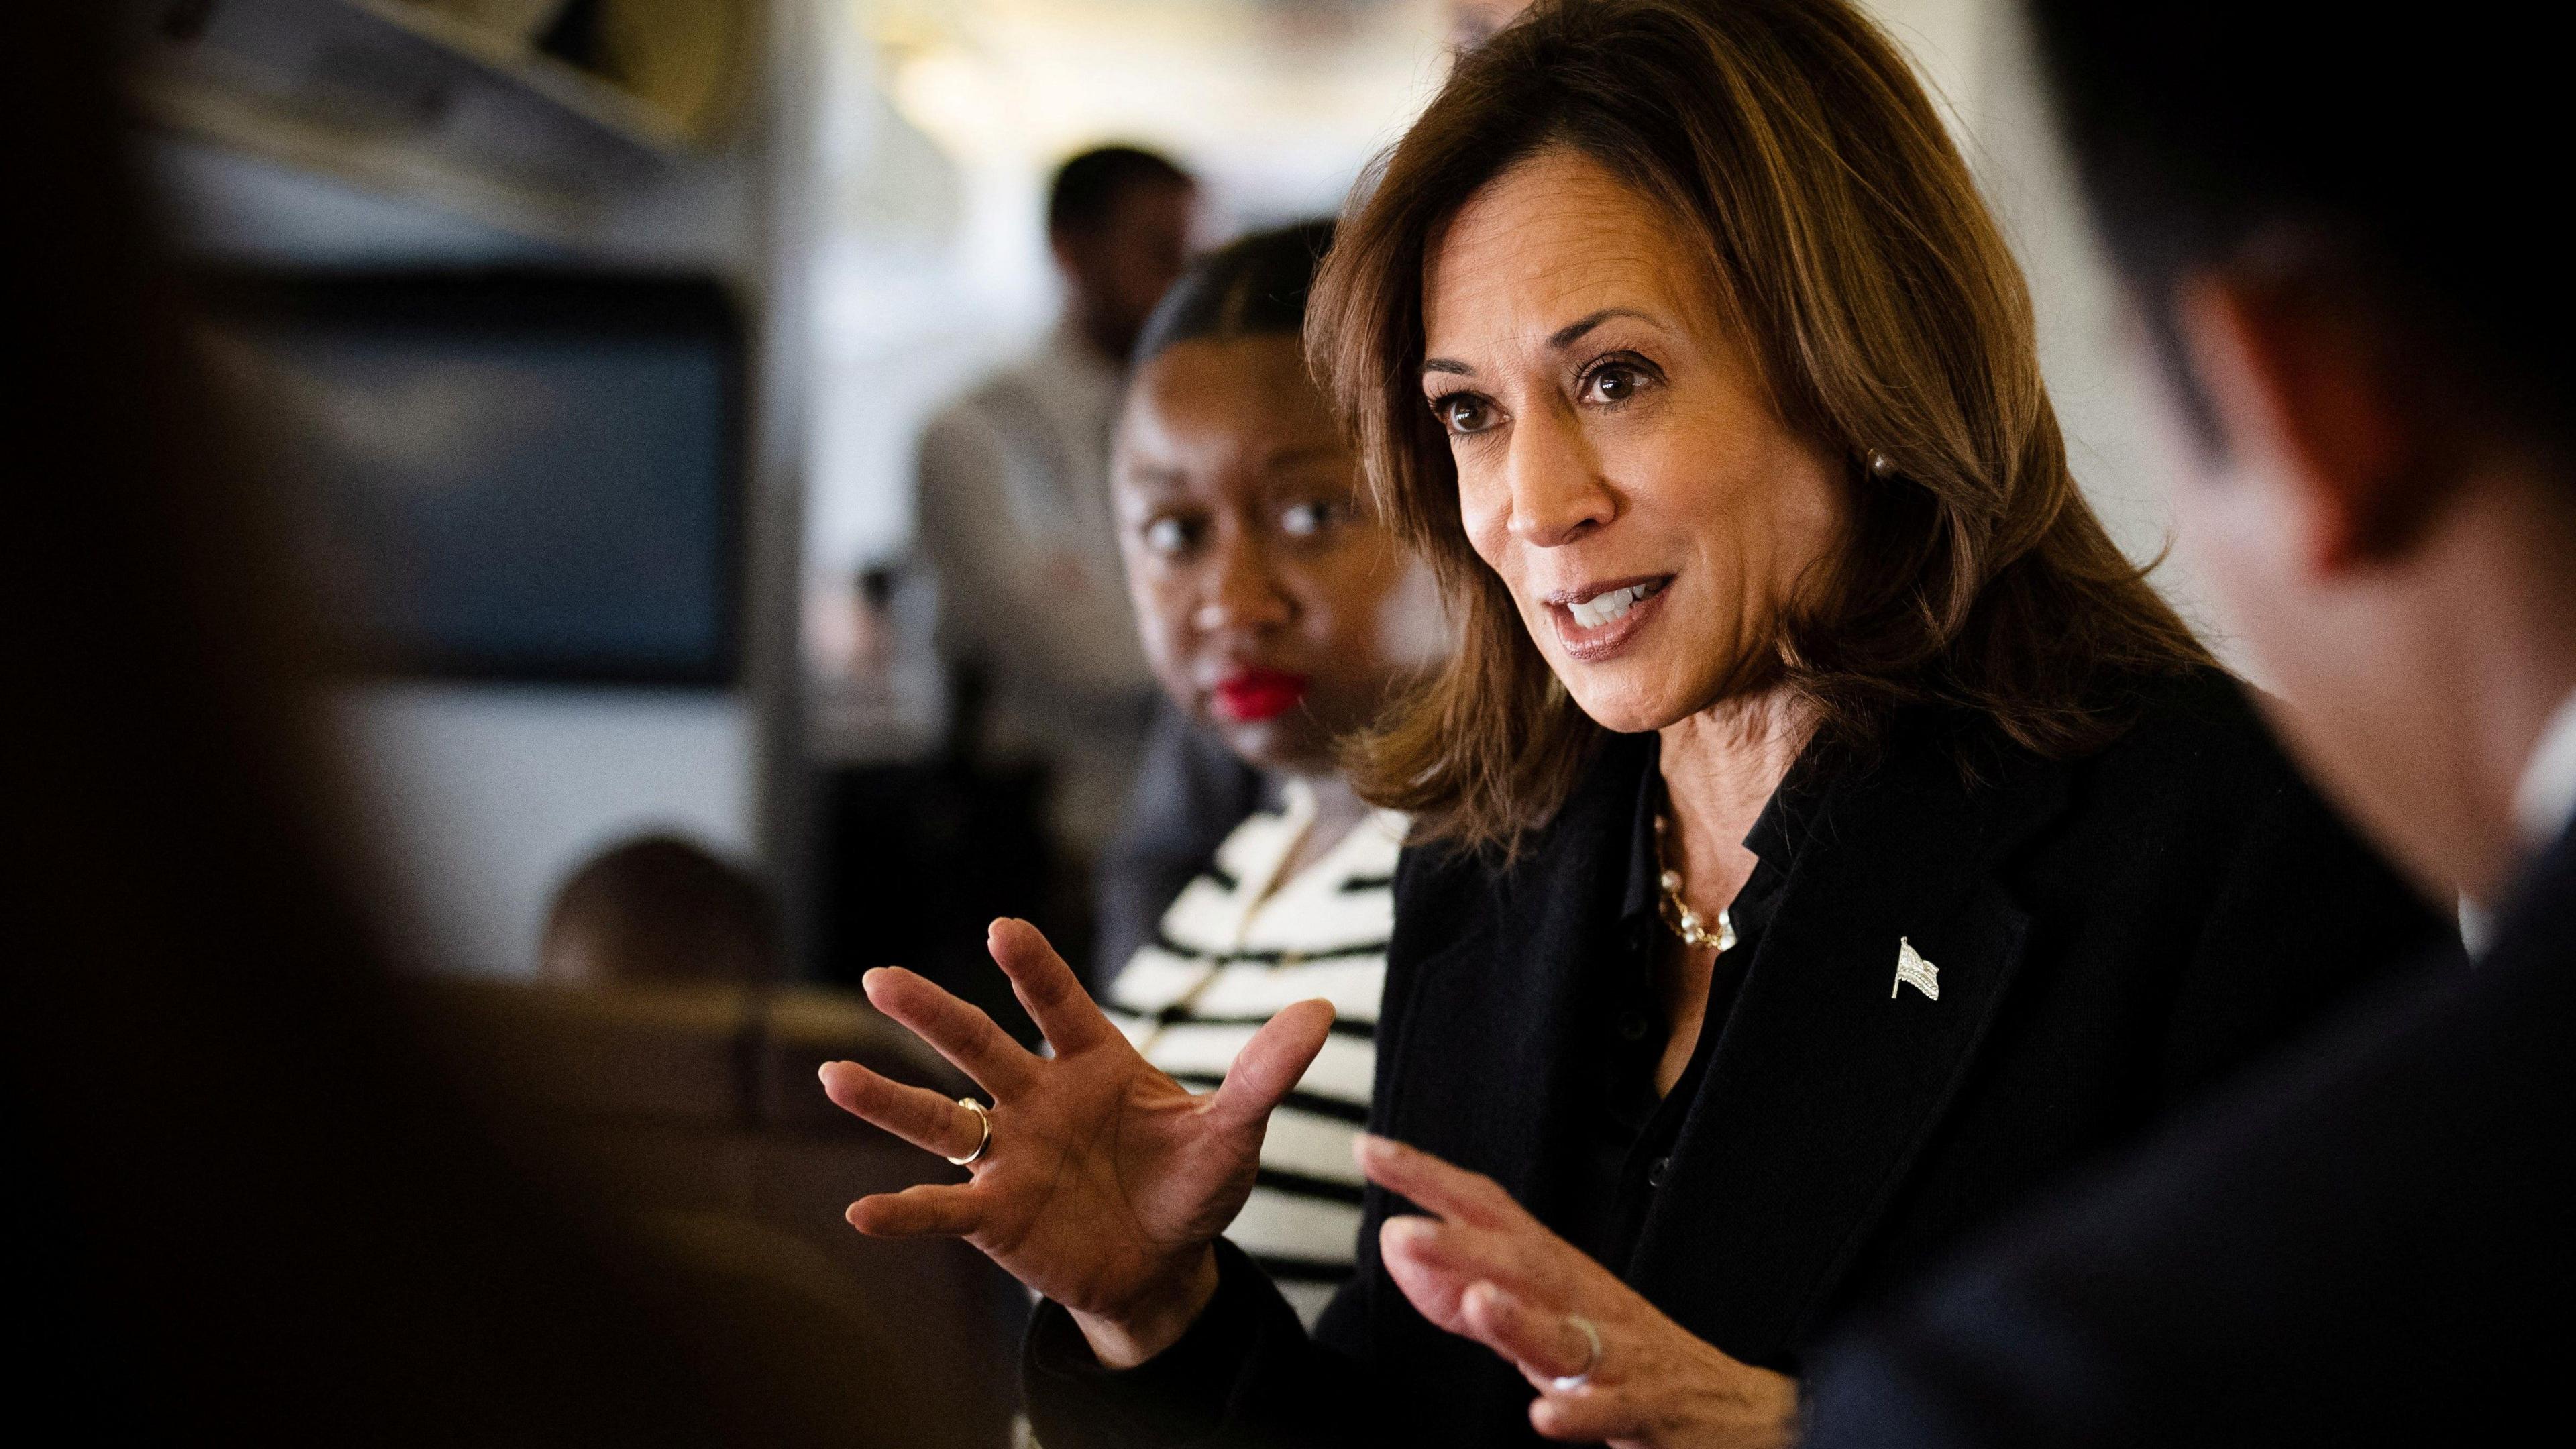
[1213,668,1309,723]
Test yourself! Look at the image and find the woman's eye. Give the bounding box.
[1141,516,1198,556]
[1584,362,1646,404]
[1431,392,1495,435]
[1279,500,1344,538]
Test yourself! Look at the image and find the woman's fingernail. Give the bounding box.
[1383,1215,1434,1248]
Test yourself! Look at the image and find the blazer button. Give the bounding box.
[1646,1155,1672,1188]
[1615,1010,1652,1042]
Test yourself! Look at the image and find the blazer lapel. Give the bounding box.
[1372,919,1558,1214]
[1375,738,1649,1216]
[1627,732,2070,1363]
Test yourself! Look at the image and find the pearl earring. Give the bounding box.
[1866,449,1897,478]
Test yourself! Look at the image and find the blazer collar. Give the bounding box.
[1376,733,1649,1215]
[1627,714,2072,1362]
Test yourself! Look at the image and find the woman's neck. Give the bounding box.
[1655,688,1815,918]
[1279,773,1372,885]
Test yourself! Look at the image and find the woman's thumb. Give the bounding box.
[1207,999,1336,1134]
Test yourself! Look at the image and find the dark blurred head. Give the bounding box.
[2029,2,2576,897]
[1046,144,1199,364]
[5,17,948,1442]
[542,835,780,986]
[1113,221,1437,777]
[4,13,759,1439]
[2028,3,2571,452]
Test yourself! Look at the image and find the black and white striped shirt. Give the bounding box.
[1104,781,1401,1326]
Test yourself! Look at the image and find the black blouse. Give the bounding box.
[1563,756,1799,1277]
[1026,669,2462,1449]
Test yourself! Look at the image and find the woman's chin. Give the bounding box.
[1216,714,1334,775]
[1557,672,1704,735]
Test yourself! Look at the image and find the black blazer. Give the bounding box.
[1026,669,2460,1447]
[1800,815,2576,1446]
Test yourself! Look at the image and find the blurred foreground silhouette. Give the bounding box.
[2,10,1014,1443]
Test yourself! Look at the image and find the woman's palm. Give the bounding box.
[820,918,1334,1324]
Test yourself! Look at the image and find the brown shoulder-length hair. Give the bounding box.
[1310,0,2209,852]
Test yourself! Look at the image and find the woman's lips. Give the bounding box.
[1212,667,1311,723]
[1546,575,1674,663]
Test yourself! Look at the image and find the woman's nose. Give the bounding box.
[1502,412,1615,548]
[1191,530,1293,633]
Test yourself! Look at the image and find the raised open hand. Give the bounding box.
[820,918,1334,1365]
[1359,1135,1798,1448]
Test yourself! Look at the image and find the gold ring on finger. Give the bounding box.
[946,1097,992,1167]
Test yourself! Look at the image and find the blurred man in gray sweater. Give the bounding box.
[915,146,1197,865]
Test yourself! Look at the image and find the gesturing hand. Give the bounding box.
[1357,1135,1799,1448]
[820,918,1335,1366]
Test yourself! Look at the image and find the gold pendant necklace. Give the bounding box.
[1652,812,1737,953]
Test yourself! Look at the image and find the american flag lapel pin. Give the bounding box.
[1892,937,1939,1001]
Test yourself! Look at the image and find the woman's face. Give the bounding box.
[1421,146,1848,733]
[1114,334,1432,774]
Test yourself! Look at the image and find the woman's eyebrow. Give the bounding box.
[1421,307,1656,378]
[1548,307,1649,350]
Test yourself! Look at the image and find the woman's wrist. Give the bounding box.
[1066,1244,1223,1370]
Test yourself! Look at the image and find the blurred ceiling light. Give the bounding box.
[888,46,1018,163]
[871,0,1446,180]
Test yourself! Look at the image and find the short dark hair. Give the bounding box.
[1131,219,1335,368]
[2028,2,2574,445]
[1046,145,1193,239]
[541,835,780,985]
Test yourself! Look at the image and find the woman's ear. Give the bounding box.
[2174,268,2441,576]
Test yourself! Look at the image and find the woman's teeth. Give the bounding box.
[1566,580,1664,630]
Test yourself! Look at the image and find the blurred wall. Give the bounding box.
[336,684,750,976]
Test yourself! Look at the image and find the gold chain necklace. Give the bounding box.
[1652,812,1736,953]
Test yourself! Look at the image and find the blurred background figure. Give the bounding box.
[541,834,783,986]
[1794,2,2576,1442]
[7,7,1011,1444]
[915,144,1197,860]
[1097,219,1440,1323]
[888,144,1197,995]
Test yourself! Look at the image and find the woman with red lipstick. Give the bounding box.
[820,4,2458,1446]
[1102,221,1433,1325]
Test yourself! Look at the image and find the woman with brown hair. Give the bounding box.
[819,1,2457,1444]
